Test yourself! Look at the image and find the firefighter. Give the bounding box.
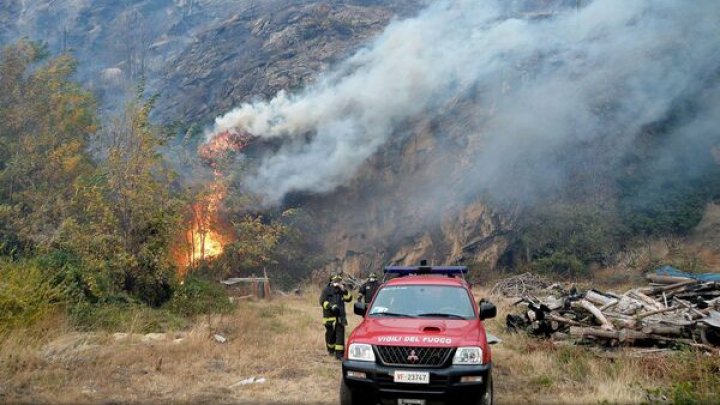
[319,273,352,359]
[319,274,338,355]
[358,272,380,304]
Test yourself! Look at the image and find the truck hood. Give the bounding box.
[351,317,487,348]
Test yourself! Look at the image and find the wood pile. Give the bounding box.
[504,273,720,350]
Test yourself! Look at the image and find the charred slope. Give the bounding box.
[157,1,423,122]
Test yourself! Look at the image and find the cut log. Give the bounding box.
[551,332,569,341]
[600,299,619,311]
[656,319,696,327]
[572,300,614,330]
[546,313,582,326]
[610,318,638,329]
[586,290,616,307]
[569,327,649,343]
[645,274,694,285]
[641,325,684,336]
[641,278,697,294]
[602,312,635,321]
[674,298,705,319]
[550,320,560,332]
[630,291,664,311]
[636,306,678,320]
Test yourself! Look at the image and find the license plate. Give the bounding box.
[393,370,430,384]
[398,400,426,405]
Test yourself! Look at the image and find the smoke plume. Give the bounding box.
[209,0,720,204]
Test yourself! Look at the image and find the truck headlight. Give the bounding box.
[452,347,483,365]
[348,343,376,362]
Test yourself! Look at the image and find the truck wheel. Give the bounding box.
[340,379,372,405]
[480,373,494,405]
[465,372,493,405]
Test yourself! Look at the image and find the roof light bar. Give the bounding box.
[384,266,468,276]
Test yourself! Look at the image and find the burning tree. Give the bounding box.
[177,130,255,274]
[181,183,227,272]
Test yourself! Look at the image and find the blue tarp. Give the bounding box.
[655,265,720,282]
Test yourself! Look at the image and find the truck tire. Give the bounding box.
[340,379,371,405]
[463,372,493,405]
[480,372,494,405]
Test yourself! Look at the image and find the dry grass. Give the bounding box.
[0,290,346,405]
[1,286,718,405]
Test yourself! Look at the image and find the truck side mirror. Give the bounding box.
[479,300,497,320]
[354,302,367,316]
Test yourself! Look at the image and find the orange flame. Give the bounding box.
[199,129,255,168]
[185,184,226,266]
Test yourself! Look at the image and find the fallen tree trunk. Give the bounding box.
[641,278,697,295]
[641,325,684,336]
[570,327,649,343]
[636,306,678,320]
[586,290,616,307]
[646,274,694,285]
[572,300,614,330]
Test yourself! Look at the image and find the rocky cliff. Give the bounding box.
[303,100,517,278]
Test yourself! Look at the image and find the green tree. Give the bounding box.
[0,41,96,255]
[515,201,626,276]
[206,215,285,279]
[88,87,183,305]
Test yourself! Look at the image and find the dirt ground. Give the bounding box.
[0,287,715,405]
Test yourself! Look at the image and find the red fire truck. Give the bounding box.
[341,264,497,405]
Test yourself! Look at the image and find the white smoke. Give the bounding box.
[209,0,720,203]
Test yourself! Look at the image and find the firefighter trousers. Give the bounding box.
[323,319,345,358]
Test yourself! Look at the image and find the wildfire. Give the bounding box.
[184,183,227,267]
[198,129,256,168]
[177,129,256,273]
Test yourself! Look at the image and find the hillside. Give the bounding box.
[0,1,673,280]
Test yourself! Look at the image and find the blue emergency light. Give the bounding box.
[383,265,468,277]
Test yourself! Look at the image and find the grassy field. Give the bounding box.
[1,286,719,404]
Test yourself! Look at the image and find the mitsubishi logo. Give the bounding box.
[407,350,420,363]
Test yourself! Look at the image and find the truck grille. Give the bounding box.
[375,345,453,367]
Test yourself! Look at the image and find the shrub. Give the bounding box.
[39,250,110,304]
[516,202,626,273]
[0,260,65,330]
[167,275,234,317]
[68,301,185,332]
[532,252,587,278]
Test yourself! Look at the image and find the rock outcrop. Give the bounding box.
[305,105,518,278]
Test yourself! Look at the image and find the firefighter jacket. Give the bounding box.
[358,280,380,303]
[320,283,352,325]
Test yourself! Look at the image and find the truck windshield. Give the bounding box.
[368,285,475,319]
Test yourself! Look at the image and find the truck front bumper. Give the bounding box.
[342,360,491,404]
